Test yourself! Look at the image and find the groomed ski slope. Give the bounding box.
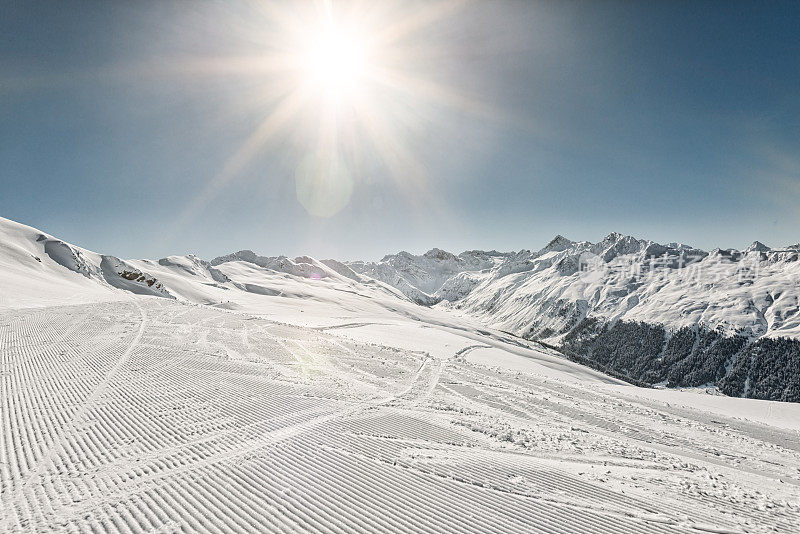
[2,295,799,533]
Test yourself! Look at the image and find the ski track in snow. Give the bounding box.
[1,298,799,533]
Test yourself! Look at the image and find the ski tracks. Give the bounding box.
[1,298,147,530]
[3,300,798,533]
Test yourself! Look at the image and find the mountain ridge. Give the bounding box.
[2,215,798,401]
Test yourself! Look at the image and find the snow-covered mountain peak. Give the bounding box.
[588,233,646,261]
[423,247,459,261]
[602,231,624,242]
[380,250,418,265]
[665,242,694,251]
[209,249,264,266]
[537,235,575,255]
[210,250,346,281]
[746,240,771,253]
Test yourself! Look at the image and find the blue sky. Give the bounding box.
[2,1,799,260]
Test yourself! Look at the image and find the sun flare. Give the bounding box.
[166,0,483,231]
[302,26,369,97]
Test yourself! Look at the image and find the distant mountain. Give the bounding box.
[340,233,799,401]
[431,234,800,400]
[345,248,508,305]
[1,215,798,401]
[450,233,800,340]
[344,233,799,340]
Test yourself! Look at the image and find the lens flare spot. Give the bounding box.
[295,155,354,217]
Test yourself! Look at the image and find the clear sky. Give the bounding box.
[2,1,799,260]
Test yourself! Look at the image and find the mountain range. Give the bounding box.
[2,216,798,402]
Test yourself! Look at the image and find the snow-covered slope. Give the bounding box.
[1,216,798,401]
[0,217,171,308]
[3,215,800,532]
[0,218,406,314]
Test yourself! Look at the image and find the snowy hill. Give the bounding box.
[1,216,798,402]
[0,217,171,308]
[3,215,800,533]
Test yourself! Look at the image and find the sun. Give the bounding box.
[302,25,369,98]
[167,0,484,231]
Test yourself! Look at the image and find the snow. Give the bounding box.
[306,231,800,343]
[470,344,800,432]
[2,215,799,533]
[0,217,121,309]
[465,345,623,385]
[328,322,484,360]
[347,248,506,304]
[604,384,800,432]
[446,232,800,340]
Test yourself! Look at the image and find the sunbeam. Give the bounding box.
[156,0,492,238]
